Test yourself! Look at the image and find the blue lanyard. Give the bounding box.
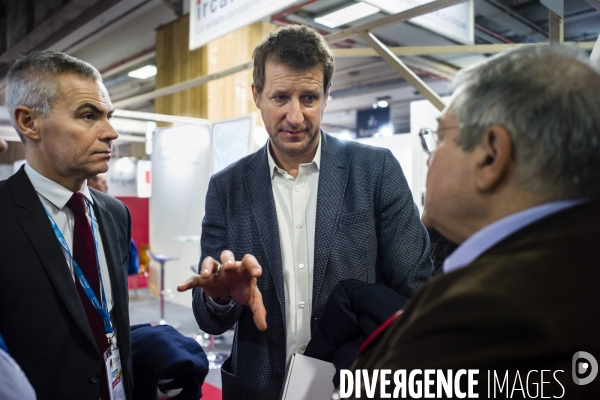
[43,198,113,337]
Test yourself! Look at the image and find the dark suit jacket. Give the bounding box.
[192,132,433,399]
[353,201,600,398]
[0,167,133,400]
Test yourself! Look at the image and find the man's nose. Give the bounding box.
[103,119,119,141]
[286,98,304,128]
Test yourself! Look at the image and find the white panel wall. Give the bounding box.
[150,124,212,309]
[0,164,13,180]
[357,134,414,192]
[106,158,138,197]
[212,115,254,175]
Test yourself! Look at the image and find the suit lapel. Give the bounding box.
[90,192,126,321]
[9,168,97,348]
[313,133,349,306]
[243,146,286,321]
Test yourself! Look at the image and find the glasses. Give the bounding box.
[418,125,462,155]
[418,128,438,155]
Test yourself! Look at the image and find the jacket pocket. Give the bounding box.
[221,356,242,400]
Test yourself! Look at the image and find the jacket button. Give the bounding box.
[89,372,100,383]
[272,371,281,381]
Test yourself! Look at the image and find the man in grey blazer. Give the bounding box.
[0,52,133,399]
[178,25,433,399]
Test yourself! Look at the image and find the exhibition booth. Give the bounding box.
[1,0,597,396]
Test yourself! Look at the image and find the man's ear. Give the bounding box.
[251,83,260,109]
[475,124,514,192]
[13,106,41,142]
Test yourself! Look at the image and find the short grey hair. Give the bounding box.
[451,44,600,198]
[7,51,102,144]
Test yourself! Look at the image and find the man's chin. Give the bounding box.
[88,164,109,177]
[421,209,434,229]
[275,141,308,154]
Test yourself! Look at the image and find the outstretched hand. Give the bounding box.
[177,250,267,331]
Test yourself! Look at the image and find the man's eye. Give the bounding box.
[305,96,316,102]
[274,95,286,101]
[83,113,94,120]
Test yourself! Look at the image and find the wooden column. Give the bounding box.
[155,15,276,122]
[548,11,564,43]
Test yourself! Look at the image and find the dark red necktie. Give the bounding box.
[66,192,110,398]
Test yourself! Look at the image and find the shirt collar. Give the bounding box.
[25,163,94,209]
[267,133,322,179]
[443,199,588,274]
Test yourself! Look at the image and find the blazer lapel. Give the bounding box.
[313,133,349,307]
[243,146,286,321]
[9,168,97,348]
[90,192,126,322]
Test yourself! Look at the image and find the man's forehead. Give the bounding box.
[265,60,323,79]
[55,74,113,109]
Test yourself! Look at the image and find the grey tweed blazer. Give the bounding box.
[192,131,433,400]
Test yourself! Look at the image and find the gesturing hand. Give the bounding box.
[177,250,267,331]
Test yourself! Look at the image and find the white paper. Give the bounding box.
[281,353,336,400]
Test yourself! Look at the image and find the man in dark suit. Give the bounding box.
[177,25,433,399]
[350,45,600,397]
[0,52,133,399]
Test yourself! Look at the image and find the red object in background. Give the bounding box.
[116,197,149,247]
[117,197,150,289]
[127,274,148,290]
[200,383,222,400]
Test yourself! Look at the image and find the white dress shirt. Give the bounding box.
[24,164,114,313]
[267,139,321,366]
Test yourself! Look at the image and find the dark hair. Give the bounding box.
[252,25,334,94]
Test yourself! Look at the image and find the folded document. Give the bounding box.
[281,353,336,400]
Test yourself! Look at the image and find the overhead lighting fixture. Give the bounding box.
[314,2,380,28]
[379,125,393,137]
[375,96,391,108]
[128,65,157,80]
[337,131,355,141]
[372,100,389,108]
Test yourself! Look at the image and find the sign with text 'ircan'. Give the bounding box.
[189,0,301,51]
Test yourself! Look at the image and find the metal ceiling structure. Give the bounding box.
[0,0,598,138]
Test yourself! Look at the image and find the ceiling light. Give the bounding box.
[128,65,157,80]
[377,100,388,108]
[337,131,355,141]
[379,125,393,137]
[315,2,380,28]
